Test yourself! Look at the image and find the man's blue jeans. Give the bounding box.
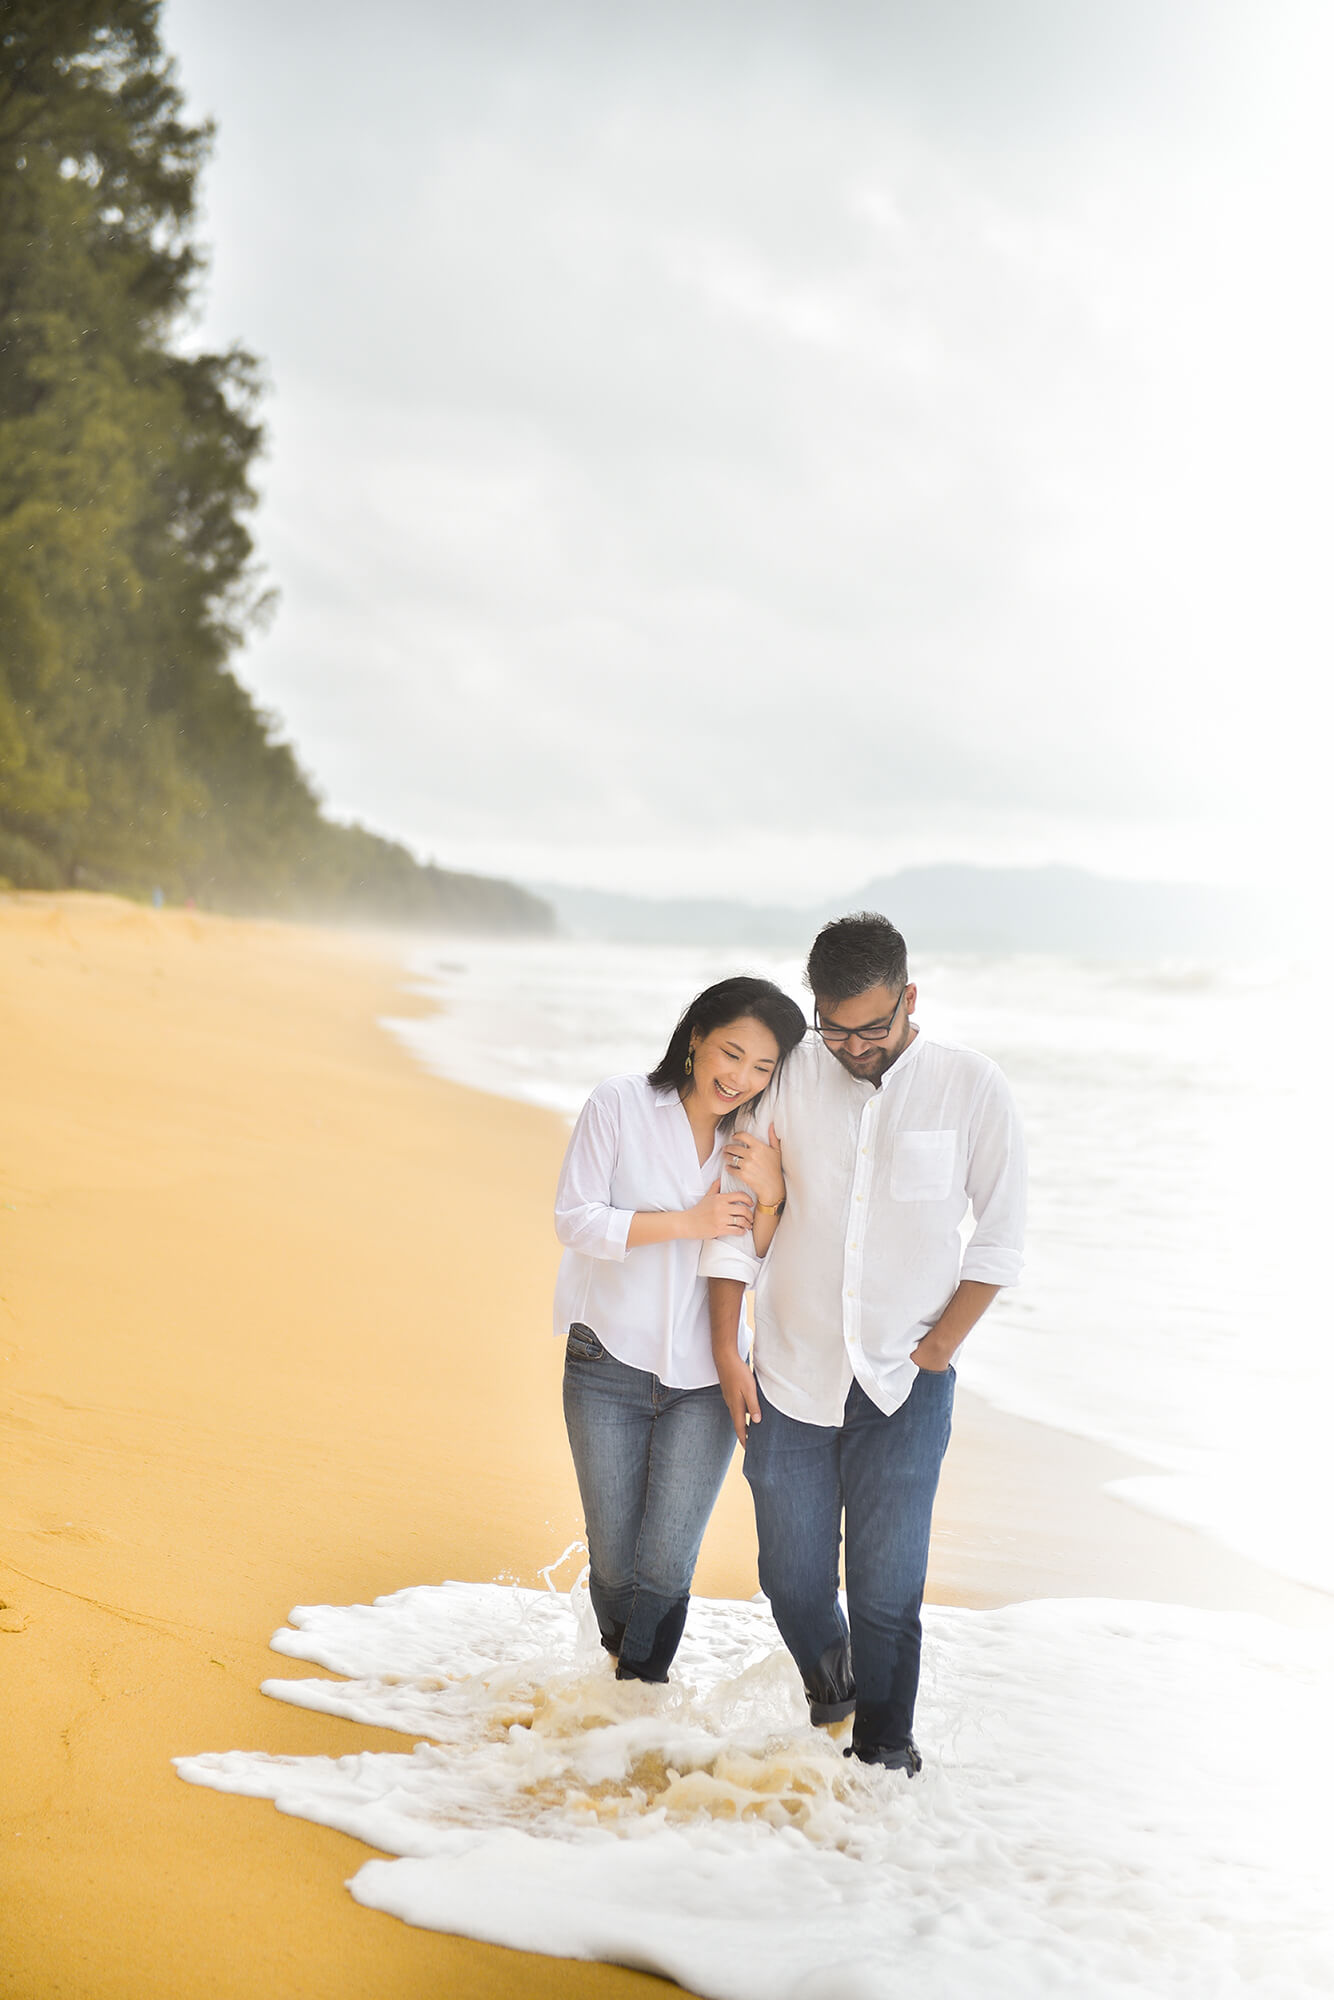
[562,1324,736,1682]
[744,1368,955,1754]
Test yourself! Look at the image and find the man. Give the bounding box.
[702,912,1025,1775]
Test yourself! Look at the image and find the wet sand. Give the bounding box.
[1,893,1326,2000]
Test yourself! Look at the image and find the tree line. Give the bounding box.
[0,1,550,932]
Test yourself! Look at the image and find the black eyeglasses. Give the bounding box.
[814,987,907,1045]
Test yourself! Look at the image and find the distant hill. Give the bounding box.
[288,824,555,934]
[851,867,1270,957]
[529,866,1282,959]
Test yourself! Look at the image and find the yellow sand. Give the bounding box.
[2,894,1326,2000]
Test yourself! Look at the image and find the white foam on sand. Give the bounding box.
[176,1574,1334,1998]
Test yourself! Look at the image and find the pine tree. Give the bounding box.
[0,4,549,931]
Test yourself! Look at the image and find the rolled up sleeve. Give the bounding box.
[960,1069,1027,1287]
[553,1089,635,1261]
[698,1231,761,1285]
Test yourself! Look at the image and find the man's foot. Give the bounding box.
[844,1737,923,1777]
[821,1715,854,1744]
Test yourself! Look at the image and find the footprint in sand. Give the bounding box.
[0,1598,29,1634]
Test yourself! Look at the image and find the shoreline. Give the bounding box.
[381,932,1334,1628]
[934,1390,1334,1631]
[1,894,1326,2000]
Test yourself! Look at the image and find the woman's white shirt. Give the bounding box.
[553,1074,727,1388]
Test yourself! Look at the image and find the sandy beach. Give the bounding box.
[2,894,1328,2000]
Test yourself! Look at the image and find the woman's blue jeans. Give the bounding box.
[743,1368,955,1754]
[562,1324,736,1682]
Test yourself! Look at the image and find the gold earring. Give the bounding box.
[685,1050,694,1075]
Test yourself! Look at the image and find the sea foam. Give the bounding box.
[176,1573,1334,1998]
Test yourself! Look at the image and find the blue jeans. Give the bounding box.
[562,1324,736,1682]
[744,1368,955,1753]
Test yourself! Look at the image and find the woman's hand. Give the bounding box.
[689,1178,756,1240]
[721,1124,784,1210]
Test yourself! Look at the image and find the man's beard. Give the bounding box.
[833,1044,892,1085]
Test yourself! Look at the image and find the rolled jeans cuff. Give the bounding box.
[808,1693,856,1726]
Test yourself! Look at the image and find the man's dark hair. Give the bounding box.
[805,912,908,1000]
[648,975,808,1132]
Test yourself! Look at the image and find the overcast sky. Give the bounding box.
[163,0,1329,902]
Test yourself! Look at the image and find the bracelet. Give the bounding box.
[755,1199,783,1216]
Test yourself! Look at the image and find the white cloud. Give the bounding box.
[168,0,1331,897]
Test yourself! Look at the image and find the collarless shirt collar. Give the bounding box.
[826,1024,927,1092]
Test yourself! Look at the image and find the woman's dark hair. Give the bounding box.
[805,912,908,1001]
[648,976,807,1131]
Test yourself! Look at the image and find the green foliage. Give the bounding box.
[0,2,549,932]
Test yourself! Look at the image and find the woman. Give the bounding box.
[554,975,805,1684]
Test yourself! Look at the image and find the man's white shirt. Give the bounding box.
[699,1029,1026,1425]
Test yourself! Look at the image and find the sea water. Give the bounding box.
[177,936,1334,1989]
[383,937,1329,1598]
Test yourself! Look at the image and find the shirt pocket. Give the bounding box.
[889,1130,957,1202]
